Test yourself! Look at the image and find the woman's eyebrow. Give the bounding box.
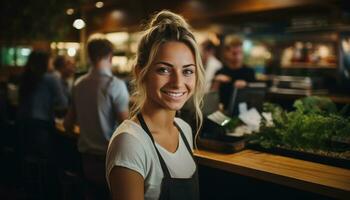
[154,61,173,67]
[154,61,196,68]
[183,64,196,68]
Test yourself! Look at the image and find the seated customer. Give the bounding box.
[211,35,255,109]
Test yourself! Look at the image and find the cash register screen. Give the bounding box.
[226,86,266,117]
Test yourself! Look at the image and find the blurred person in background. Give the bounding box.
[64,35,129,200]
[201,39,222,93]
[17,50,68,199]
[18,50,68,155]
[211,35,255,109]
[53,55,76,103]
[106,10,203,200]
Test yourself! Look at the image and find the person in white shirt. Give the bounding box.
[200,40,223,92]
[106,10,205,200]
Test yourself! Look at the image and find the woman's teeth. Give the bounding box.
[164,91,185,97]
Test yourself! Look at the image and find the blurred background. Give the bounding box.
[1,0,350,199]
[1,0,350,88]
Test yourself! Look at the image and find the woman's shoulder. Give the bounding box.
[111,120,145,141]
[108,120,149,161]
[109,119,156,153]
[106,120,151,181]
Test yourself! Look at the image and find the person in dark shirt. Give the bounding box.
[17,50,68,200]
[211,35,255,108]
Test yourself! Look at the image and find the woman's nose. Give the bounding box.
[169,70,183,88]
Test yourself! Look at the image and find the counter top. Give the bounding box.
[55,119,350,198]
[194,149,350,199]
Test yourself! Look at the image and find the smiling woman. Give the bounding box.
[145,41,197,111]
[106,10,205,200]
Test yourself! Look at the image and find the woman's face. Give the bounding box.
[144,41,196,111]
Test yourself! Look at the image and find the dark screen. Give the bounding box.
[226,87,267,117]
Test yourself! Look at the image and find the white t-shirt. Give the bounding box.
[106,118,196,200]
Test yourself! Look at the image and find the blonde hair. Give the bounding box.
[130,10,205,148]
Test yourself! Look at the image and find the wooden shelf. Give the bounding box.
[281,62,337,69]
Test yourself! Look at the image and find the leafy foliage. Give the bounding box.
[249,96,350,158]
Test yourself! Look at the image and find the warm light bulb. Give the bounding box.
[318,45,330,58]
[66,8,74,15]
[67,48,77,57]
[73,19,86,29]
[95,1,104,8]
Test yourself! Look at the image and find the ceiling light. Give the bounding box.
[73,19,86,29]
[66,8,74,15]
[95,1,104,8]
[67,48,77,57]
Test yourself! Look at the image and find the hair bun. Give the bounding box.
[150,10,189,29]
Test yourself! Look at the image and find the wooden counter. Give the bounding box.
[194,149,350,199]
[55,119,350,198]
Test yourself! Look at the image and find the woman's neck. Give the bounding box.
[140,100,176,134]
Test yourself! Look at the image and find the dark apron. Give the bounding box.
[137,113,199,200]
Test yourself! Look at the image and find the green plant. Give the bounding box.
[249,96,350,158]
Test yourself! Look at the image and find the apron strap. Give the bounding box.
[137,113,172,178]
[174,123,195,159]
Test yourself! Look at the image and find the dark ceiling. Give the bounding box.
[84,0,348,33]
[0,0,348,43]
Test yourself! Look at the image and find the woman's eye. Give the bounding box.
[156,67,170,74]
[183,69,194,76]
